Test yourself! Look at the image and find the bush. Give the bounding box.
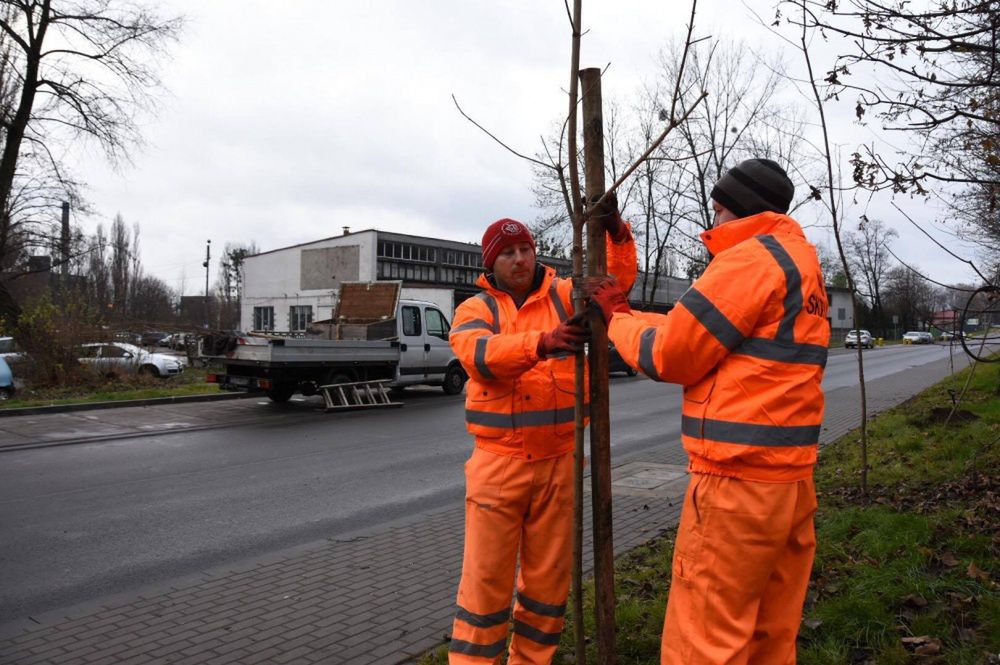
[2,293,103,388]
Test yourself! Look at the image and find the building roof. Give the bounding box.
[248,228,486,259]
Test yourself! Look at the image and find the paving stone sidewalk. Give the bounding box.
[0,354,967,664]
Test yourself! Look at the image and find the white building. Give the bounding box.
[827,286,855,336]
[240,229,487,333]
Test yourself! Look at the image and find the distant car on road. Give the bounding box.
[939,330,965,342]
[902,331,934,344]
[78,342,186,378]
[0,356,14,399]
[844,329,874,349]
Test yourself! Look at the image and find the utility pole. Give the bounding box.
[580,66,617,665]
[60,201,70,279]
[203,239,211,329]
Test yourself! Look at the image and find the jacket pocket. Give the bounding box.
[682,372,717,441]
[466,385,514,439]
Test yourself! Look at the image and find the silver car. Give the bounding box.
[79,342,186,377]
[902,331,934,344]
[844,329,874,349]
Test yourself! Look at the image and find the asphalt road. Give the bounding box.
[0,342,975,622]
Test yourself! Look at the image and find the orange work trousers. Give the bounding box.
[449,447,574,665]
[662,473,817,665]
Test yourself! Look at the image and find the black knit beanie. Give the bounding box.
[710,158,794,219]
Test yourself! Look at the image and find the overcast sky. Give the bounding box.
[67,0,983,295]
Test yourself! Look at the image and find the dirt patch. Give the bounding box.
[909,406,980,427]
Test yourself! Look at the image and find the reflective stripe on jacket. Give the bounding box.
[608,212,829,481]
[450,230,638,460]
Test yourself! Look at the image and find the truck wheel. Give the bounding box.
[442,364,467,395]
[266,383,296,402]
[325,373,351,386]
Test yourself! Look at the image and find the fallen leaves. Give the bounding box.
[966,561,991,581]
[901,635,943,655]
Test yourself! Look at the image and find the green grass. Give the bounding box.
[418,360,1000,664]
[1,366,222,409]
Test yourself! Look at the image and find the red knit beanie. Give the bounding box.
[481,218,535,270]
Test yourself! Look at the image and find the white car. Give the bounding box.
[902,331,934,344]
[78,342,186,378]
[844,329,874,349]
[0,336,24,362]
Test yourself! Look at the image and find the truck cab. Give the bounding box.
[393,300,466,394]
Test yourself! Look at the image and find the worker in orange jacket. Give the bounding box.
[448,208,637,664]
[589,159,830,664]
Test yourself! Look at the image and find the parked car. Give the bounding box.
[608,343,638,377]
[902,331,934,344]
[0,356,14,399]
[113,331,142,345]
[169,332,196,350]
[844,329,874,349]
[78,342,186,378]
[140,331,169,347]
[939,330,965,342]
[0,336,24,362]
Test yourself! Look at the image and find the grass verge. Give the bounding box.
[419,360,1000,664]
[0,366,222,409]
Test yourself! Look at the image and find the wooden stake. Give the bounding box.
[580,66,617,665]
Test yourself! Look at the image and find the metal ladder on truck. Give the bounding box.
[319,379,403,412]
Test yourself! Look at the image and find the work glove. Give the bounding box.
[537,313,591,357]
[587,277,631,326]
[592,191,628,242]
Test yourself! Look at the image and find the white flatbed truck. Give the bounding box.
[203,282,466,404]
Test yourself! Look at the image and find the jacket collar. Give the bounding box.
[699,211,805,256]
[477,263,554,304]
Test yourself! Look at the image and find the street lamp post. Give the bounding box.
[203,239,211,329]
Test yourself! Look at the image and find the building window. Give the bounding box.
[253,306,275,331]
[838,307,846,321]
[289,305,313,332]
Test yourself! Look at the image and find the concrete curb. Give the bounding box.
[0,390,261,418]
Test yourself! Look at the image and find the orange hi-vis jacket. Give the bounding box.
[608,212,830,482]
[449,234,637,461]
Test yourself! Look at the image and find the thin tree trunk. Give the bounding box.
[580,66,617,665]
[565,0,587,661]
[798,1,868,496]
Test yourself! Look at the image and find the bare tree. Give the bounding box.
[109,214,134,320]
[0,0,182,321]
[529,39,812,286]
[129,272,173,325]
[655,38,813,276]
[815,240,846,286]
[884,264,936,331]
[216,241,258,330]
[788,1,999,192]
[783,0,999,284]
[844,216,898,335]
